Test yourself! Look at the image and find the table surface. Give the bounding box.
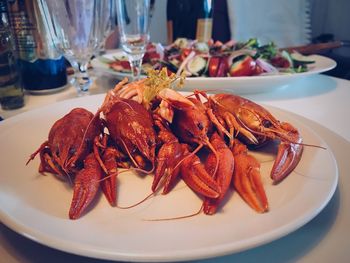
[1,73,350,263]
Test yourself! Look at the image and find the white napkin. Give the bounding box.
[227,0,312,48]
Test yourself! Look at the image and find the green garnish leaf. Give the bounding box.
[143,68,185,106]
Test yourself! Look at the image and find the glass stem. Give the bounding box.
[129,54,144,81]
[75,62,91,94]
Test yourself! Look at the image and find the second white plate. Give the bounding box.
[91,51,336,94]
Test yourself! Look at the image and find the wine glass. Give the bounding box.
[115,0,151,81]
[40,0,112,95]
[95,0,117,55]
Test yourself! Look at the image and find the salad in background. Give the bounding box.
[101,38,315,77]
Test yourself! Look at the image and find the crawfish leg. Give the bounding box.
[231,140,268,213]
[94,135,128,206]
[152,114,184,194]
[206,109,232,141]
[271,122,303,184]
[26,141,48,165]
[40,150,67,179]
[153,141,184,194]
[203,133,234,215]
[100,147,120,206]
[27,141,66,178]
[69,153,102,220]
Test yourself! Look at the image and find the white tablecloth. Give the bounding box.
[1,73,350,263]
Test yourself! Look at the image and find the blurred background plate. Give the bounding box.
[91,52,336,94]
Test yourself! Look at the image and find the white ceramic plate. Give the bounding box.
[91,51,336,94]
[0,94,338,262]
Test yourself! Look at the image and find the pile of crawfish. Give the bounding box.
[27,69,303,220]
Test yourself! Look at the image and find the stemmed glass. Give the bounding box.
[95,0,117,55]
[40,0,112,95]
[115,0,151,81]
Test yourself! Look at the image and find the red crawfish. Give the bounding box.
[152,114,220,198]
[27,108,103,219]
[96,79,157,173]
[208,94,303,184]
[27,107,102,179]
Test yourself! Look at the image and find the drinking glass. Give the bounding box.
[40,0,112,94]
[115,0,151,81]
[95,0,117,55]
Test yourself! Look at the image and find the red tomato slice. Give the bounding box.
[229,56,256,76]
[119,60,131,70]
[181,48,192,61]
[109,60,131,71]
[270,56,291,68]
[216,58,229,77]
[208,56,221,77]
[144,52,160,63]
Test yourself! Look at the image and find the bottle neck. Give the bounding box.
[202,0,213,18]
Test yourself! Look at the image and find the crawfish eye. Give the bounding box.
[197,122,204,130]
[262,119,272,128]
[147,139,154,147]
[186,130,194,138]
[69,147,76,156]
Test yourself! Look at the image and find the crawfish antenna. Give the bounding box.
[117,191,155,209]
[173,143,203,172]
[143,204,203,221]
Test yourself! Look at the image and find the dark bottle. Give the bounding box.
[167,0,214,44]
[0,0,24,110]
[211,0,231,43]
[7,0,67,93]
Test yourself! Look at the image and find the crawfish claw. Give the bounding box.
[232,140,268,213]
[69,154,102,219]
[271,122,303,184]
[181,151,221,199]
[271,141,303,184]
[203,132,234,215]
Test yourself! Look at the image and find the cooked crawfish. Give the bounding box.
[27,107,104,219]
[96,79,157,172]
[152,113,221,199]
[208,94,303,184]
[155,88,232,200]
[27,108,102,178]
[157,88,212,146]
[154,89,269,214]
